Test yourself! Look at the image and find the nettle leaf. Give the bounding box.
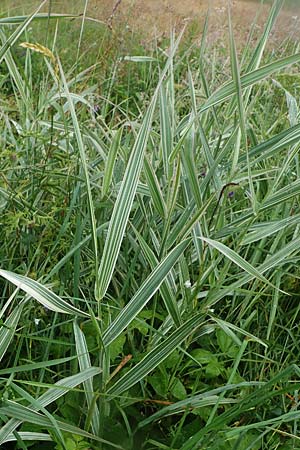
[170,378,187,400]
[164,350,181,369]
[109,334,126,361]
[205,362,224,379]
[130,318,149,336]
[216,329,239,358]
[190,349,218,365]
[148,372,168,397]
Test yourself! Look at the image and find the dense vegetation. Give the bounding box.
[1,1,300,449]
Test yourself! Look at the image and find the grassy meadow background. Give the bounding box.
[1,0,300,449]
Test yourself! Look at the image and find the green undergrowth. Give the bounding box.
[1,1,300,449]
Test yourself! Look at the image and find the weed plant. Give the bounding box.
[1,1,300,449]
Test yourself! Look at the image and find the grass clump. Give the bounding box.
[1,1,300,449]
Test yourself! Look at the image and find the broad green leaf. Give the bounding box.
[170,378,187,400]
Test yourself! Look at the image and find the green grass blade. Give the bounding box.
[200,52,300,113]
[0,1,47,63]
[199,237,283,293]
[160,83,172,179]
[4,432,52,442]
[73,322,100,435]
[48,223,108,280]
[0,305,23,362]
[180,365,300,449]
[242,215,300,245]
[246,0,284,72]
[237,123,300,167]
[103,239,190,347]
[0,270,88,316]
[228,5,256,212]
[227,410,300,437]
[0,367,101,445]
[138,381,263,428]
[167,196,214,249]
[58,58,99,297]
[0,13,80,25]
[96,98,157,300]
[0,401,122,449]
[260,179,300,212]
[0,355,79,375]
[211,317,267,348]
[0,30,29,109]
[207,236,300,307]
[143,156,167,218]
[133,226,181,326]
[96,29,185,300]
[102,128,122,198]
[107,312,206,396]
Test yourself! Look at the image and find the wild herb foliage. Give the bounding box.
[1,1,300,449]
